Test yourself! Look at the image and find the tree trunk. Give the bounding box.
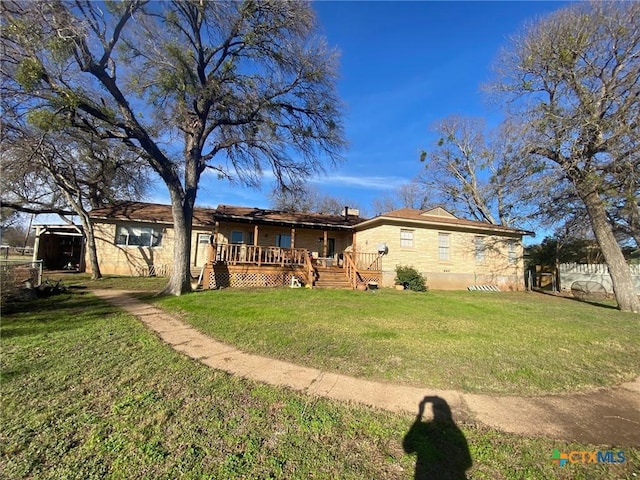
[52,183,103,280]
[161,189,195,296]
[579,186,639,313]
[78,212,102,280]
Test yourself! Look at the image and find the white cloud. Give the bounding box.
[309,173,408,190]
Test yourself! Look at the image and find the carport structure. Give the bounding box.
[32,224,84,271]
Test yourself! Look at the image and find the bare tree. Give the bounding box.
[419,116,537,228]
[533,170,640,250]
[371,180,431,216]
[1,118,149,278]
[269,181,358,216]
[606,158,640,248]
[1,0,345,295]
[489,1,640,312]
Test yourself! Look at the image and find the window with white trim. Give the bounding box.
[438,233,450,260]
[115,225,162,247]
[475,236,485,262]
[400,229,414,248]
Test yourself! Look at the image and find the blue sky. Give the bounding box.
[154,1,569,217]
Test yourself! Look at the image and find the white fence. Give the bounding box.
[558,263,640,294]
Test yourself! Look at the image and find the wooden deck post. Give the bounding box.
[322,230,328,258]
[208,221,220,263]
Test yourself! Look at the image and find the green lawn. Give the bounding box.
[2,290,637,479]
[56,272,170,291]
[154,288,640,396]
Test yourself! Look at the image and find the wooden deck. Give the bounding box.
[202,244,381,290]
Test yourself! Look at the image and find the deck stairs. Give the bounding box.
[313,266,353,289]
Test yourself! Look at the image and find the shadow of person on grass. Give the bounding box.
[403,396,472,480]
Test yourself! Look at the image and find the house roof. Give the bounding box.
[89,202,217,227]
[214,205,365,231]
[88,202,365,231]
[356,207,533,237]
[89,202,532,237]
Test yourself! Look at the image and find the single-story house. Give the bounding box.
[87,202,532,290]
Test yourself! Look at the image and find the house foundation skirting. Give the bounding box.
[380,270,524,291]
[356,271,383,286]
[203,264,309,289]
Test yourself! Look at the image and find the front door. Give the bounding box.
[327,238,336,258]
[195,233,211,267]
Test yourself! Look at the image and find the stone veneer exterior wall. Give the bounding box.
[354,223,525,290]
[87,220,213,276]
[88,220,354,276]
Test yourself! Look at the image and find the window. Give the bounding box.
[230,231,254,244]
[115,226,162,247]
[230,231,244,244]
[438,233,450,260]
[508,240,517,264]
[475,236,485,262]
[276,234,291,248]
[198,233,211,244]
[400,229,414,248]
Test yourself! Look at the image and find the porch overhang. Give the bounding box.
[213,204,365,232]
[33,224,84,237]
[213,213,356,231]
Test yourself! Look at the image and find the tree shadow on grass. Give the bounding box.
[403,396,472,480]
[1,290,121,339]
[531,289,619,310]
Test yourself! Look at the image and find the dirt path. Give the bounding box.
[93,289,640,447]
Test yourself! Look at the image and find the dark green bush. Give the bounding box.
[394,265,427,292]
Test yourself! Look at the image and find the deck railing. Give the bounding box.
[352,252,382,271]
[343,252,360,288]
[208,244,381,289]
[209,244,308,267]
[302,249,316,287]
